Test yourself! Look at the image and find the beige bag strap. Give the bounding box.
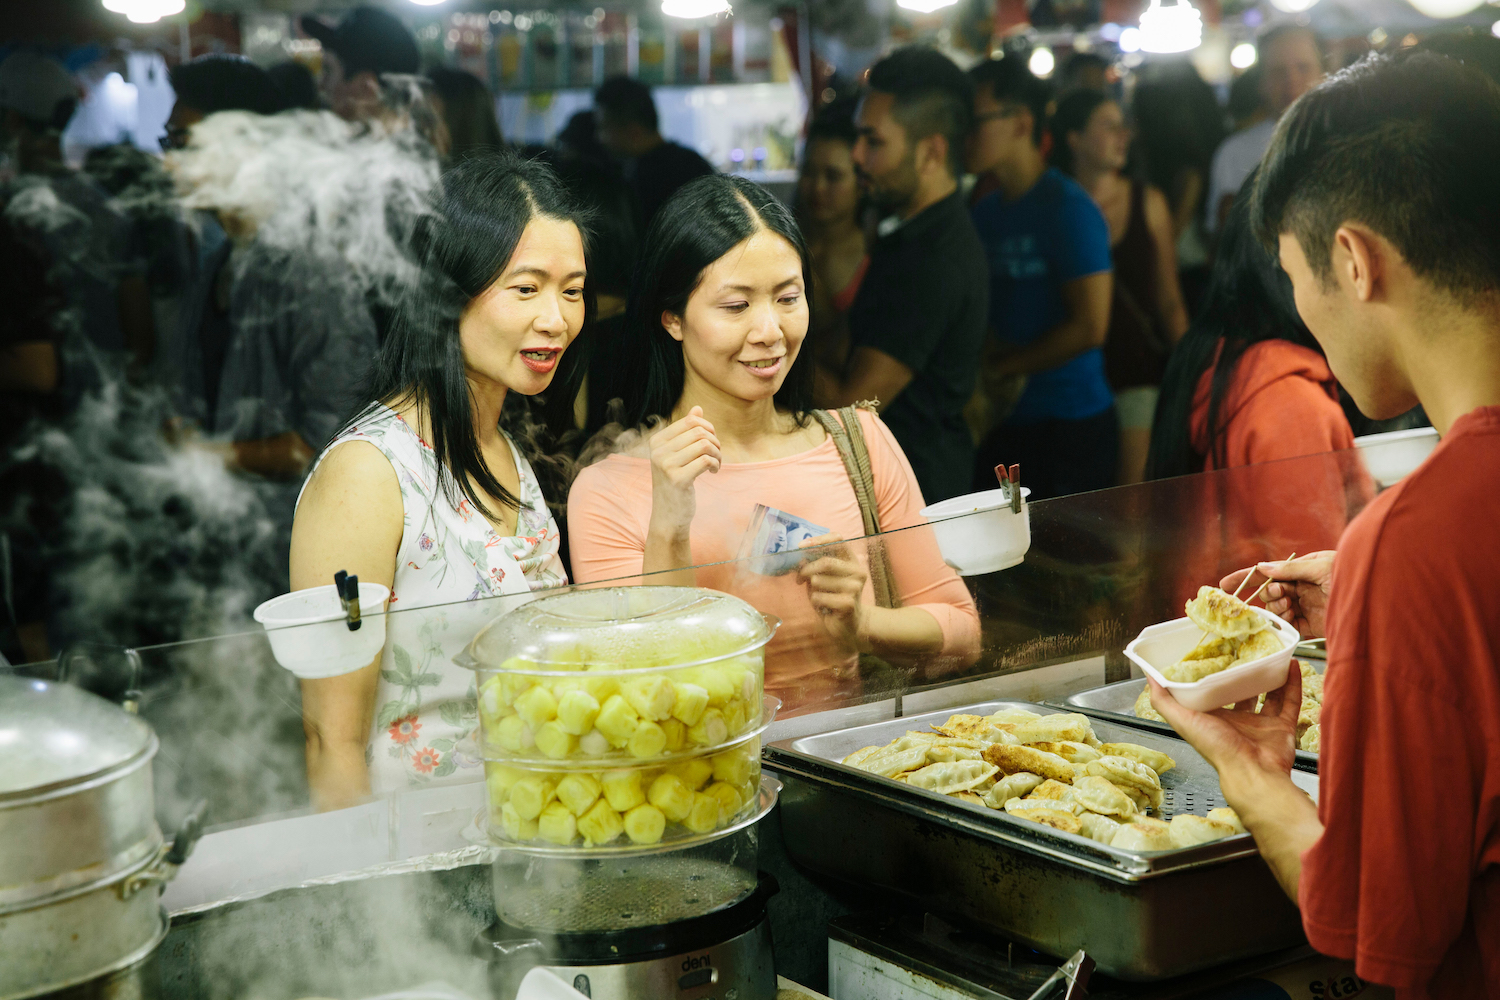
[810,404,901,610]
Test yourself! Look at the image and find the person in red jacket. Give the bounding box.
[1151,52,1500,998]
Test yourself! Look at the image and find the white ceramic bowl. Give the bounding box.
[920,487,1032,576]
[253,582,390,679]
[1126,610,1301,712]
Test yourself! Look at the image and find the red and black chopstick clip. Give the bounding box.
[333,570,362,632]
[994,463,1023,514]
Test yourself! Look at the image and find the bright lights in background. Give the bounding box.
[408,0,447,6]
[1119,26,1143,52]
[1407,0,1483,16]
[661,0,731,15]
[1268,0,1318,12]
[896,0,959,13]
[1493,20,1500,38]
[1138,0,1203,53]
[1230,41,1258,68]
[101,0,184,24]
[1029,46,1056,77]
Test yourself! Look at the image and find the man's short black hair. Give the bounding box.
[300,6,420,78]
[1251,52,1500,303]
[866,46,974,178]
[170,55,283,116]
[594,76,658,132]
[969,56,1049,146]
[806,98,859,147]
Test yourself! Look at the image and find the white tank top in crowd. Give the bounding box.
[300,403,567,793]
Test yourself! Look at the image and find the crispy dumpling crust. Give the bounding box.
[1098,742,1176,774]
[1185,586,1267,639]
[982,744,1077,783]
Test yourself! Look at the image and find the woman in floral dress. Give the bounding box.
[290,153,588,810]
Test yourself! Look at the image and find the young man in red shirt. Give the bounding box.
[1150,52,1500,998]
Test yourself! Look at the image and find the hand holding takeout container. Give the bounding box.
[1125,609,1301,712]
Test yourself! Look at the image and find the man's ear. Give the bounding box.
[662,310,685,342]
[917,132,950,178]
[352,70,382,100]
[1333,224,1382,303]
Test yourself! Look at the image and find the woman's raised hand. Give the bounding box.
[798,534,869,655]
[648,406,722,532]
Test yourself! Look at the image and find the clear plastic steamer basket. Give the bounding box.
[456,587,778,767]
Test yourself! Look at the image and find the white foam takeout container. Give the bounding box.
[253,582,390,679]
[1126,609,1301,712]
[920,487,1032,576]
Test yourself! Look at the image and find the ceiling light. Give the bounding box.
[102,0,185,24]
[1268,0,1318,12]
[1230,42,1257,68]
[1493,19,1500,36]
[1029,46,1055,77]
[1407,0,1483,16]
[1118,26,1142,52]
[408,0,447,6]
[661,0,731,15]
[1138,0,1202,54]
[896,0,959,13]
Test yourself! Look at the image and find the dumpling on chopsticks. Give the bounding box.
[1185,586,1266,640]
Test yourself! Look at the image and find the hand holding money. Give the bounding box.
[798,534,869,655]
[648,406,722,534]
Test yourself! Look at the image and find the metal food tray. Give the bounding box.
[1054,658,1323,772]
[764,700,1311,981]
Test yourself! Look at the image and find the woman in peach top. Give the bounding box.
[567,175,981,715]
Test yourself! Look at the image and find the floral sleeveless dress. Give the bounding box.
[302,404,567,793]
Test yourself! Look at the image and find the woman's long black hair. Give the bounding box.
[347,150,592,519]
[1145,168,1322,479]
[601,173,816,428]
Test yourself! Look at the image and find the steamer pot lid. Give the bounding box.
[0,676,154,794]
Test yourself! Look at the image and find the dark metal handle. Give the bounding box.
[167,799,208,866]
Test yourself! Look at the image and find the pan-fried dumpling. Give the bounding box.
[905,759,999,795]
[1164,654,1234,683]
[986,708,1042,726]
[1025,740,1101,764]
[1207,807,1246,834]
[1232,627,1284,666]
[857,744,931,778]
[931,714,1018,744]
[1299,723,1321,753]
[842,745,884,768]
[1181,633,1238,661]
[1185,586,1267,639]
[1077,812,1122,845]
[924,745,984,763]
[1002,799,1082,834]
[982,744,1076,783]
[952,790,985,806]
[1132,686,1166,723]
[982,772,1044,808]
[1068,776,1138,819]
[1110,817,1173,851]
[1097,742,1176,775]
[1169,814,1238,848]
[1005,713,1095,745]
[1083,756,1163,811]
[1114,782,1154,813]
[1023,779,1085,815]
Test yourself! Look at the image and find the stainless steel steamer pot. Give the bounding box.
[0,676,188,1000]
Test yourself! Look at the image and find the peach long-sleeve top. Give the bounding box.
[566,409,982,715]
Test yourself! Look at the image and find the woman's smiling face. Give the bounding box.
[458,215,587,396]
[663,228,809,404]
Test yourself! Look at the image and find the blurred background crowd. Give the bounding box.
[2,0,1490,668]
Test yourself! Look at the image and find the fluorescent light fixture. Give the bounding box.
[661,0,731,16]
[896,0,959,13]
[1230,42,1257,68]
[1268,0,1318,12]
[1028,46,1055,77]
[409,0,447,6]
[1407,0,1482,16]
[102,0,184,23]
[1138,0,1202,54]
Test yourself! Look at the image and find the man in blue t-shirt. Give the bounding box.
[965,58,1115,499]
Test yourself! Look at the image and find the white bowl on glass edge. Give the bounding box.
[253,582,389,679]
[920,487,1031,576]
[1126,609,1301,712]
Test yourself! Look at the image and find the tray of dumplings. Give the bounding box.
[1053,659,1324,770]
[766,700,1319,876]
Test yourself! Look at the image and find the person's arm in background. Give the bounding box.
[567,452,660,585]
[815,346,914,409]
[1145,186,1190,345]
[288,441,403,812]
[985,272,1112,380]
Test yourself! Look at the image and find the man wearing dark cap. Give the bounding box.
[301,5,420,122]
